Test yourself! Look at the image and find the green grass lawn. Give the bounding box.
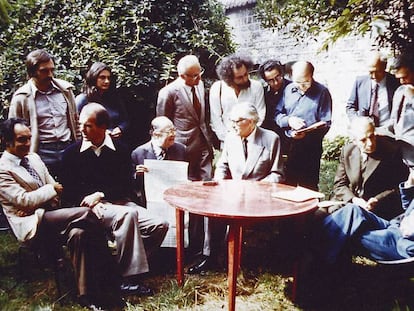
[2,160,414,310]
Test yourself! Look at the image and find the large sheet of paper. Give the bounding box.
[144,159,189,247]
[144,159,189,202]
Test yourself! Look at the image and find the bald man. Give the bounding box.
[131,116,187,206]
[327,117,408,220]
[275,61,332,190]
[61,103,168,296]
[346,50,400,127]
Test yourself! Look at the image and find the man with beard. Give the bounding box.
[8,49,81,179]
[209,54,265,148]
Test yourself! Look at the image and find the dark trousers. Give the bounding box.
[36,207,120,300]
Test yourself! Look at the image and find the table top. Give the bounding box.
[164,180,319,220]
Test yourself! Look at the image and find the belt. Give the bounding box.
[39,141,72,149]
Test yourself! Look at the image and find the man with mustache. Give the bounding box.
[8,49,81,180]
[209,54,265,148]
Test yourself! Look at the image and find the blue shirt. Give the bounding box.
[275,80,332,137]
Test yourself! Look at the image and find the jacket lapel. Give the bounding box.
[242,130,264,179]
[177,86,199,121]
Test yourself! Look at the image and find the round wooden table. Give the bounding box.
[164,179,319,311]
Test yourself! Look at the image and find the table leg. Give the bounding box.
[291,215,307,301]
[175,208,185,287]
[228,223,242,311]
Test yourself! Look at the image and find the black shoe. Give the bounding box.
[187,256,215,275]
[120,283,153,296]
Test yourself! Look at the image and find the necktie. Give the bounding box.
[20,157,43,186]
[157,149,166,160]
[369,83,379,126]
[243,138,248,160]
[191,86,201,118]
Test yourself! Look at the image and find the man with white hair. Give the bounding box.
[156,55,214,263]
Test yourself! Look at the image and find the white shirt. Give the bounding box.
[209,79,265,142]
[80,133,116,157]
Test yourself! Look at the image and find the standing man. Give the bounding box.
[156,55,213,259]
[131,116,187,206]
[258,59,292,154]
[388,52,414,167]
[8,49,81,179]
[209,54,265,146]
[326,117,408,220]
[275,61,332,190]
[346,50,400,127]
[61,103,168,296]
[0,118,121,309]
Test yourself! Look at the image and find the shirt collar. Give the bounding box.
[151,141,165,157]
[3,150,24,166]
[80,133,116,156]
[243,127,257,142]
[30,79,59,96]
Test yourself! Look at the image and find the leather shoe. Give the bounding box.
[187,256,215,274]
[120,283,153,296]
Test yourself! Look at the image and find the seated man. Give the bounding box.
[325,116,408,220]
[0,118,121,309]
[60,103,168,295]
[188,102,285,274]
[318,167,414,264]
[131,116,186,206]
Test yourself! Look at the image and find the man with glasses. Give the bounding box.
[209,53,265,148]
[157,55,214,268]
[275,61,332,191]
[131,116,186,206]
[258,59,292,154]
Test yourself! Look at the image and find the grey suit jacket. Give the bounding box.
[0,151,58,241]
[331,136,408,219]
[346,73,400,124]
[214,127,284,182]
[156,78,213,154]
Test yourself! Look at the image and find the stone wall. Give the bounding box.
[223,4,380,138]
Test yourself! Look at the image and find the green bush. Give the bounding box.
[322,135,351,162]
[0,0,234,146]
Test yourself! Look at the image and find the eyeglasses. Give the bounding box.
[295,81,312,87]
[266,74,283,85]
[157,128,176,135]
[231,118,248,124]
[183,68,205,81]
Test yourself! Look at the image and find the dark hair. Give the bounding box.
[82,62,116,99]
[216,54,254,85]
[393,53,414,72]
[258,60,284,80]
[0,118,28,149]
[25,49,54,78]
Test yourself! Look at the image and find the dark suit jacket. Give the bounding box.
[61,139,135,205]
[331,135,408,219]
[346,73,400,123]
[131,141,187,206]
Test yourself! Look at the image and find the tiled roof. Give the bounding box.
[218,0,256,9]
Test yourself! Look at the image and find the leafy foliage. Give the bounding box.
[255,0,414,52]
[322,135,350,162]
[0,0,234,145]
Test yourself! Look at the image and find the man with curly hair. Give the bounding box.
[209,54,265,148]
